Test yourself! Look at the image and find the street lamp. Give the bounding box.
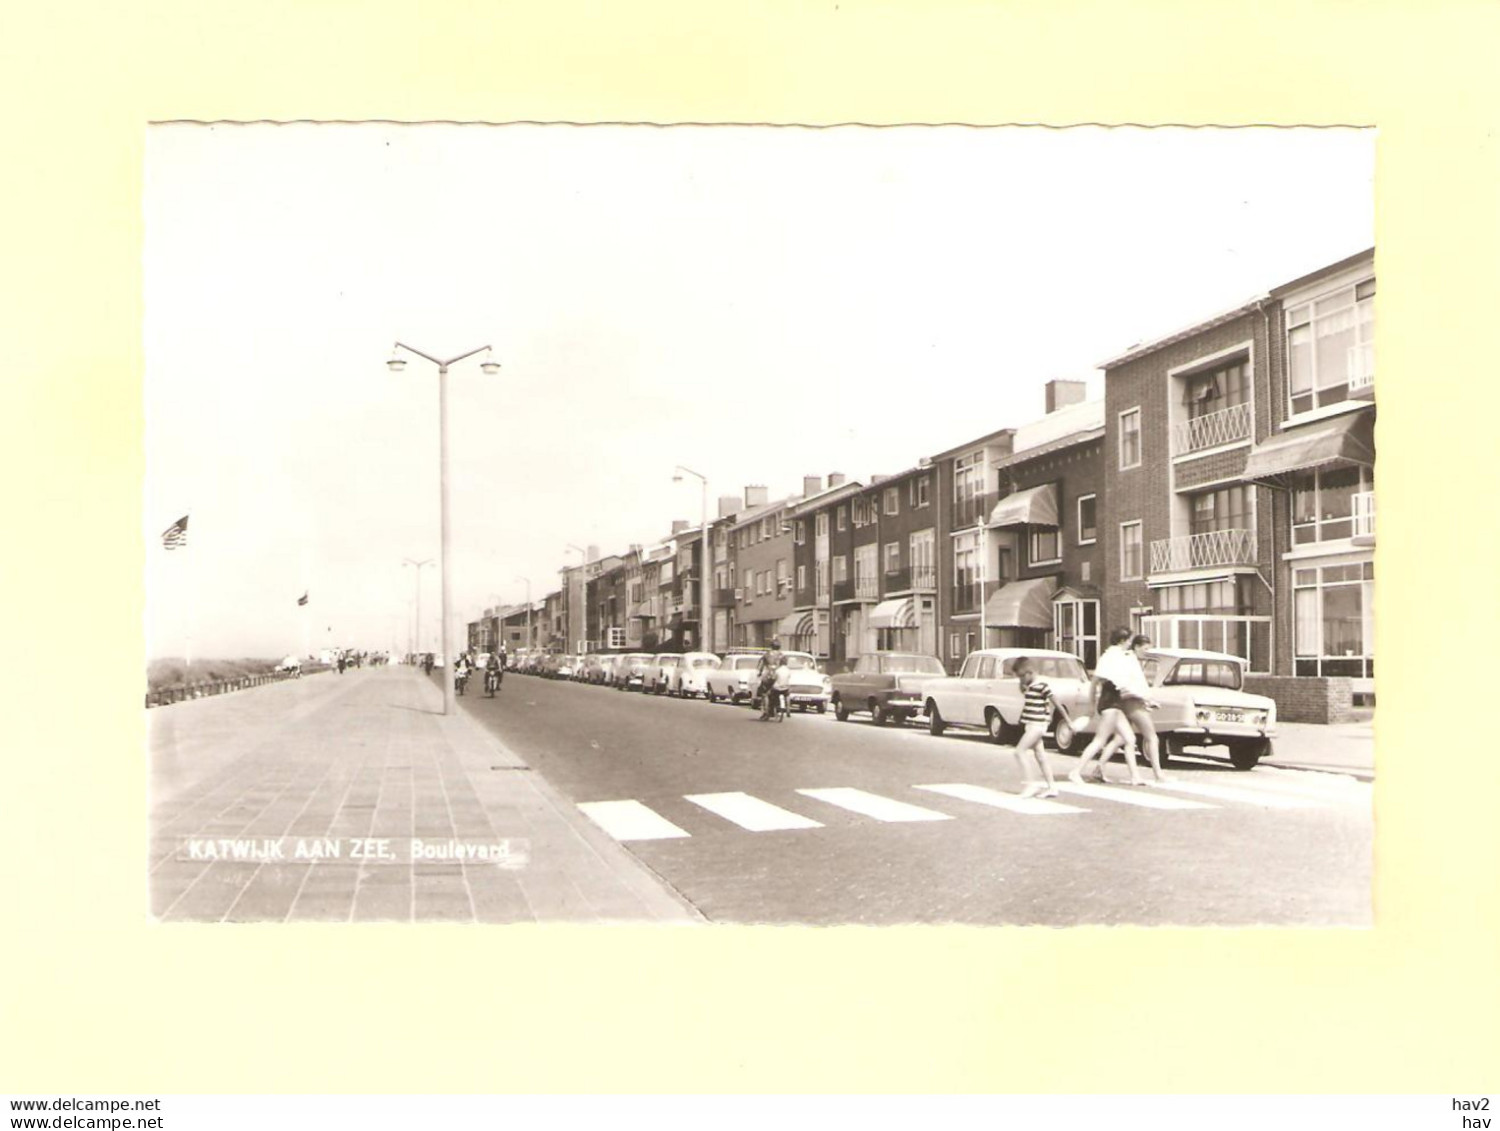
[388,341,500,715]
[673,465,712,654]
[402,557,433,658]
[514,576,532,654]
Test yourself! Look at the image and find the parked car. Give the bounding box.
[581,654,610,684]
[705,653,764,704]
[1054,648,1278,770]
[553,654,577,680]
[646,653,682,694]
[922,648,1091,744]
[750,651,832,714]
[831,652,946,725]
[670,652,722,697]
[612,652,655,691]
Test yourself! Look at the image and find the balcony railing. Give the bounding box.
[1348,343,1375,392]
[1149,528,1257,575]
[951,491,995,530]
[1172,401,1252,456]
[1353,491,1375,539]
[950,581,985,614]
[833,579,854,602]
[854,577,880,600]
[885,565,936,592]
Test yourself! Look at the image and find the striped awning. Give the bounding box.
[778,611,815,638]
[1242,410,1374,487]
[988,484,1059,528]
[983,577,1057,629]
[869,597,917,630]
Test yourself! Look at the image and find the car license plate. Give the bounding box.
[1213,710,1244,724]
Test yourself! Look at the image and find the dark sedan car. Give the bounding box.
[830,652,947,725]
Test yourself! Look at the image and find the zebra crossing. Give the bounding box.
[577,771,1371,842]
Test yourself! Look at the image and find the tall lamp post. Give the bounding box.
[388,342,501,715]
[673,465,712,654]
[402,557,434,659]
[514,576,532,654]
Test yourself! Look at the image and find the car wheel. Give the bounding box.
[1053,713,1082,755]
[1228,738,1270,771]
[834,699,850,722]
[870,702,888,726]
[986,709,1008,744]
[927,701,946,737]
[816,702,827,715]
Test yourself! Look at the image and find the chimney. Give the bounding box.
[718,495,741,519]
[1045,379,1089,414]
[744,484,768,508]
[827,472,847,488]
[802,475,823,497]
[671,519,690,535]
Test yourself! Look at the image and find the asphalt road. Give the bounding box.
[450,669,1372,926]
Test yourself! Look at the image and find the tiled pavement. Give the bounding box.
[147,668,703,923]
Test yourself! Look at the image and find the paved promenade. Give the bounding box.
[148,667,703,923]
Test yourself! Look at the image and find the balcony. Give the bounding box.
[884,565,936,592]
[951,492,995,530]
[1353,491,1375,542]
[833,579,854,602]
[855,577,880,600]
[1149,528,1257,575]
[951,582,985,615]
[1172,402,1252,456]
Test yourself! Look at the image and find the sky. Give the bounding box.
[143,124,1374,660]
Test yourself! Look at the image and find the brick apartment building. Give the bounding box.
[728,486,800,650]
[845,465,939,666]
[787,474,870,668]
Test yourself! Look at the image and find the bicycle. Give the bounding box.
[484,667,501,698]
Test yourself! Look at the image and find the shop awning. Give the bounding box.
[983,577,1057,629]
[869,598,917,630]
[988,484,1059,528]
[778,611,815,638]
[1242,410,1375,487]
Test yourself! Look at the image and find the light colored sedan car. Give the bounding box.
[922,648,1091,744]
[705,653,763,704]
[612,652,654,691]
[670,652,722,698]
[1055,648,1278,770]
[748,651,832,714]
[646,653,682,695]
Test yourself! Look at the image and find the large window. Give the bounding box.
[909,529,935,588]
[1077,494,1097,544]
[1184,360,1250,419]
[1287,278,1375,416]
[832,556,847,583]
[854,545,878,597]
[884,487,900,516]
[884,541,901,574]
[1189,485,1253,535]
[1294,560,1374,678]
[1293,465,1374,544]
[815,513,828,538]
[1054,598,1100,667]
[1157,577,1255,615]
[953,451,987,527]
[1120,521,1143,580]
[1029,527,1060,566]
[910,476,930,508]
[1119,408,1142,469]
[837,506,847,532]
[953,532,981,612]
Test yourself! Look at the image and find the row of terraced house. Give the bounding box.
[472,248,1375,722]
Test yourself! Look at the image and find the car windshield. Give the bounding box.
[626,654,651,663]
[660,657,680,666]
[784,654,815,670]
[880,655,945,675]
[1162,658,1243,691]
[690,657,719,668]
[732,656,760,670]
[1000,655,1088,681]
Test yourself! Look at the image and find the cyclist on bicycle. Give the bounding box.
[756,639,786,721]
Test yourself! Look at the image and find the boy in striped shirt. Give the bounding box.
[1012,656,1065,799]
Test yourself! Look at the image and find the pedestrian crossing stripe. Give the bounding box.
[577,800,690,841]
[1053,782,1215,810]
[795,788,952,823]
[1147,779,1324,809]
[915,783,1086,815]
[684,792,824,831]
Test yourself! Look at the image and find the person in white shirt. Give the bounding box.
[1070,629,1142,785]
[1115,634,1169,783]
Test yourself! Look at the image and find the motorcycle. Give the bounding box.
[484,667,501,697]
[455,667,469,696]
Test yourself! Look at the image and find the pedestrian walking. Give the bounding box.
[1116,634,1169,783]
[1070,628,1142,785]
[1011,656,1062,799]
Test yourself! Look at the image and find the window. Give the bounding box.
[1077,495,1097,544]
[884,487,899,515]
[1294,560,1374,678]
[1183,360,1250,420]
[1157,577,1255,615]
[1029,527,1061,566]
[776,559,789,592]
[952,532,981,612]
[836,506,846,531]
[960,653,981,679]
[1189,485,1252,535]
[1287,278,1375,416]
[884,541,901,574]
[831,555,846,583]
[816,513,828,538]
[1119,408,1142,469]
[794,520,805,545]
[953,451,987,527]
[977,657,997,680]
[1164,660,1242,691]
[1293,465,1373,544]
[909,529,935,588]
[1053,598,1100,668]
[1120,521,1143,580]
[916,476,931,507]
[797,564,806,591]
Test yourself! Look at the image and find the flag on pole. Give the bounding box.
[298,592,309,606]
[162,515,189,550]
